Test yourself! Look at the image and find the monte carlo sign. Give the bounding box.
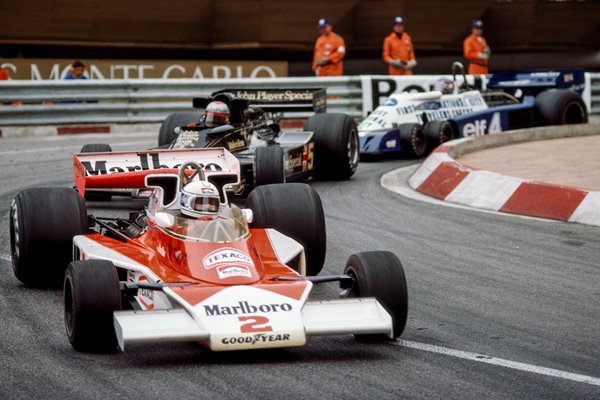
[0,59,288,80]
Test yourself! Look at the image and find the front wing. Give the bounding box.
[114,294,392,352]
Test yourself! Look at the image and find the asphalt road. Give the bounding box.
[1,133,599,400]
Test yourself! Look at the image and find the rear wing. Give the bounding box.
[488,69,585,96]
[193,88,327,114]
[73,148,240,196]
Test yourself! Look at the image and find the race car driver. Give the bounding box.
[312,18,346,76]
[180,180,221,221]
[171,101,231,148]
[382,17,417,76]
[200,101,230,128]
[463,19,491,75]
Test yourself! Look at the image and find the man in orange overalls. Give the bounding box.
[382,17,417,75]
[463,19,491,75]
[312,18,346,76]
[0,54,10,81]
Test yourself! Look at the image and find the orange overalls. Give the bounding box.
[312,32,346,76]
[382,32,416,76]
[463,34,489,75]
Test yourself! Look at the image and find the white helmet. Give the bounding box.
[203,101,230,127]
[180,180,221,219]
[434,78,455,95]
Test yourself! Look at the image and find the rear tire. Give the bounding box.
[423,120,455,154]
[10,188,88,287]
[304,113,359,180]
[344,251,408,341]
[254,146,285,187]
[247,183,326,276]
[158,111,200,147]
[64,260,121,353]
[535,89,588,126]
[399,123,427,158]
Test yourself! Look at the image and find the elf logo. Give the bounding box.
[462,112,502,137]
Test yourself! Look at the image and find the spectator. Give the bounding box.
[312,18,346,76]
[382,17,417,75]
[0,54,10,80]
[64,60,88,79]
[463,19,490,75]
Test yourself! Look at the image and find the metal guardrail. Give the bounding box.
[0,78,365,125]
[1,74,598,126]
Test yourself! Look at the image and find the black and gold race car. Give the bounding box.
[157,88,359,195]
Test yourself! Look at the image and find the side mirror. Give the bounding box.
[241,209,253,224]
[154,212,175,228]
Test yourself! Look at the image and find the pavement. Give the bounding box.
[404,122,600,227]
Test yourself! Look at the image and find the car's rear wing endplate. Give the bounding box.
[488,69,585,95]
[194,88,327,114]
[73,148,240,196]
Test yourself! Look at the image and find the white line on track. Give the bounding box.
[0,253,11,262]
[396,340,600,387]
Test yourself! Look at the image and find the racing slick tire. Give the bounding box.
[254,146,285,187]
[10,188,88,288]
[64,260,121,353]
[304,113,359,180]
[247,183,326,276]
[344,251,408,341]
[535,89,588,126]
[80,143,112,153]
[80,143,114,201]
[423,120,455,154]
[399,123,427,158]
[158,111,200,147]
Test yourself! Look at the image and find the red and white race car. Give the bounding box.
[9,147,408,353]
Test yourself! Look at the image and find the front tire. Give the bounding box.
[304,113,359,180]
[158,111,200,147]
[247,183,326,276]
[254,146,285,187]
[344,251,408,340]
[399,123,427,158]
[10,188,88,287]
[423,120,455,154]
[80,143,113,201]
[80,143,112,153]
[64,260,121,353]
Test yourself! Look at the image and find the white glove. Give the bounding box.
[405,59,417,70]
[477,52,489,61]
[484,45,491,55]
[390,60,405,69]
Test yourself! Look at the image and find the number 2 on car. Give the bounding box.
[239,315,273,333]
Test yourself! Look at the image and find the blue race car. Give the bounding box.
[358,64,588,158]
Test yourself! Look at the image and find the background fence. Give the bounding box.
[1,74,598,126]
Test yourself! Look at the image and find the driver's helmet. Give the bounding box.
[180,180,221,219]
[203,101,230,127]
[434,78,455,95]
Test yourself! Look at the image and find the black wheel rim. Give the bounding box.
[412,128,426,156]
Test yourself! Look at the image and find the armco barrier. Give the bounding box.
[0,74,597,126]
